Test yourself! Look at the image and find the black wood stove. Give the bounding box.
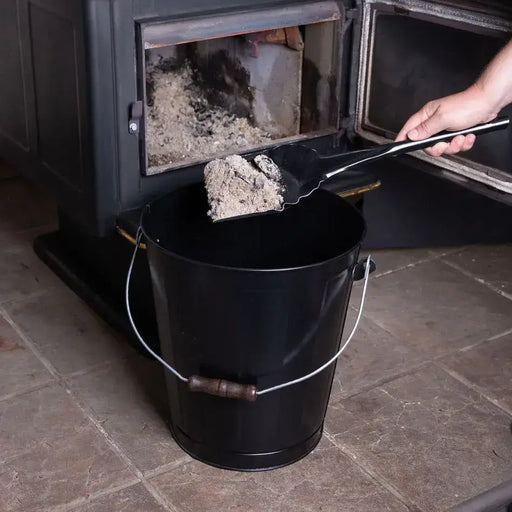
[1,0,511,347]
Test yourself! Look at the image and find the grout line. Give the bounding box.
[0,306,61,380]
[143,455,193,479]
[435,362,512,418]
[0,310,132,403]
[63,358,130,381]
[0,380,56,404]
[487,326,512,341]
[330,324,512,408]
[432,247,471,256]
[344,307,400,346]
[434,326,512,357]
[441,259,512,301]
[57,384,181,512]
[332,360,432,403]
[358,246,469,280]
[323,432,420,510]
[345,310,512,382]
[0,305,180,512]
[53,478,141,512]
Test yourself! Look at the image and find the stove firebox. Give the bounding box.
[140,17,341,174]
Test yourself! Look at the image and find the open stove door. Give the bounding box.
[349,0,512,200]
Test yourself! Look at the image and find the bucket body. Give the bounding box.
[142,183,366,471]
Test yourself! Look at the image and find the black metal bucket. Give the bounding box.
[137,182,370,471]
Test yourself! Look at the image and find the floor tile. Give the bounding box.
[0,177,56,233]
[0,224,57,248]
[330,311,425,402]
[440,333,512,414]
[150,437,408,512]
[69,483,167,512]
[0,384,133,511]
[68,354,188,474]
[443,244,512,297]
[358,259,512,357]
[0,236,63,304]
[3,287,131,376]
[0,312,53,400]
[326,365,512,512]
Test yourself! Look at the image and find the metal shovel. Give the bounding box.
[222,116,509,221]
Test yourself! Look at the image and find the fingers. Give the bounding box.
[396,114,423,141]
[407,106,446,141]
[425,142,449,157]
[462,133,476,151]
[395,109,432,142]
[424,134,476,156]
[440,135,465,155]
[395,101,443,142]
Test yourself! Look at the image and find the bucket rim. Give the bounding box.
[140,188,367,273]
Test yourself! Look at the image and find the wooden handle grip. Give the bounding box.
[188,375,257,402]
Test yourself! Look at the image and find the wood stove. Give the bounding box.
[1,0,511,236]
[1,0,349,235]
[1,1,511,338]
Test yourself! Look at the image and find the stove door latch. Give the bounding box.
[129,101,143,135]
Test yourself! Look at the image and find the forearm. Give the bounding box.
[474,39,512,113]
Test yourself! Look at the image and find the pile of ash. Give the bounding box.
[146,61,274,172]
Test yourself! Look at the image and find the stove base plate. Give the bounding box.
[33,229,160,357]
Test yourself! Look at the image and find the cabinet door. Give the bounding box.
[0,0,102,232]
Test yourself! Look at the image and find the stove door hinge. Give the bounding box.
[394,6,410,16]
[341,7,359,36]
[340,115,354,130]
[128,101,143,135]
[345,8,359,20]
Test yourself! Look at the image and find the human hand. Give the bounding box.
[395,84,499,156]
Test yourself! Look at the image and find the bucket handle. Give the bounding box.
[126,227,374,401]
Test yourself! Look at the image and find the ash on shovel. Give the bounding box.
[204,154,284,221]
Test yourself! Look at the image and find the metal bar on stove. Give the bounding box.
[142,1,341,48]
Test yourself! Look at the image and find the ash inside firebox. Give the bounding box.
[146,61,274,171]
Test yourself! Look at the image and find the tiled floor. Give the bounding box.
[1,161,511,511]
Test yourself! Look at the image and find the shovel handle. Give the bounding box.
[324,116,510,179]
[380,116,509,156]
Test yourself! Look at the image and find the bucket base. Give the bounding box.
[171,424,324,472]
